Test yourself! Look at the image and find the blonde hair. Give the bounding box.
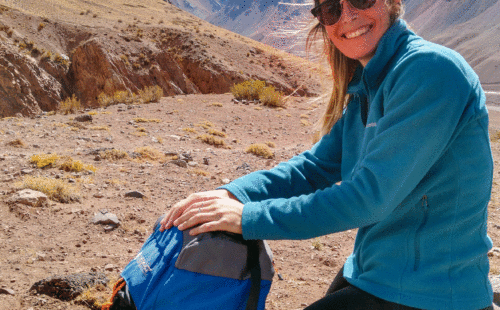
[307,0,404,137]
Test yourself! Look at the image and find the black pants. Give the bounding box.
[305,266,494,310]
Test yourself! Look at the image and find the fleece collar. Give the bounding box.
[347,19,415,95]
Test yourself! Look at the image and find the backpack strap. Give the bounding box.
[245,240,261,310]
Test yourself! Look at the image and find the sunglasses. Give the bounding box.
[311,0,377,26]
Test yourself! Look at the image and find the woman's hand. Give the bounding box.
[159,189,243,235]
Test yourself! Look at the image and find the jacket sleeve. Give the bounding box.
[241,51,481,240]
[218,114,344,203]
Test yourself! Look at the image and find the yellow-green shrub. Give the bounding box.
[230,80,284,107]
[208,128,227,138]
[59,157,96,173]
[197,134,226,148]
[138,86,163,103]
[59,94,81,114]
[17,176,80,203]
[245,143,274,159]
[30,153,60,168]
[134,146,162,161]
[230,80,266,101]
[99,149,129,160]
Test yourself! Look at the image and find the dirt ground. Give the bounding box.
[1,93,500,309]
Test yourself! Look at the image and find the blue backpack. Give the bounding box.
[107,219,274,310]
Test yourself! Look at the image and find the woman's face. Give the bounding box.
[323,0,397,66]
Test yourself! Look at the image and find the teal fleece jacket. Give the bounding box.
[219,20,493,309]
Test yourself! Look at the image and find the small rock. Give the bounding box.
[74,115,92,122]
[92,211,120,226]
[0,288,15,295]
[124,191,145,199]
[222,178,231,184]
[170,159,187,168]
[165,151,178,156]
[93,193,104,198]
[20,169,33,175]
[187,161,198,167]
[33,144,40,148]
[168,135,181,141]
[104,264,116,271]
[203,158,210,165]
[68,179,76,183]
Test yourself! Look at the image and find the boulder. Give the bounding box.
[7,189,48,207]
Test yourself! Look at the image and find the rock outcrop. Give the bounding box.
[0,41,64,117]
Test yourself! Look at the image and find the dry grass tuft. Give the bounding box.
[208,102,223,107]
[189,169,210,177]
[30,153,60,168]
[133,118,160,123]
[99,149,129,161]
[6,138,25,148]
[197,134,227,148]
[208,128,227,138]
[134,146,162,161]
[230,80,284,107]
[59,157,97,173]
[245,143,274,159]
[16,176,81,203]
[300,119,312,126]
[90,126,110,131]
[59,94,81,114]
[138,85,163,103]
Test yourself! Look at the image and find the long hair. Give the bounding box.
[306,0,404,137]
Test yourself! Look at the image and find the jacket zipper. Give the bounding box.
[414,195,429,271]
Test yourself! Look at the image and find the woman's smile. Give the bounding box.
[324,0,394,66]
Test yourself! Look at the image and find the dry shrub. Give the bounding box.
[6,138,25,148]
[195,120,214,129]
[134,146,162,161]
[245,143,274,159]
[131,131,147,137]
[30,153,60,168]
[189,169,210,176]
[209,102,223,107]
[138,86,163,103]
[230,80,284,107]
[301,119,312,126]
[59,94,81,114]
[133,118,160,123]
[99,149,129,160]
[17,176,81,203]
[259,85,284,108]
[37,23,45,31]
[88,111,98,116]
[231,80,265,100]
[90,126,109,131]
[59,157,96,173]
[197,134,227,148]
[74,277,121,310]
[183,127,198,134]
[491,131,500,143]
[265,141,276,148]
[208,128,227,138]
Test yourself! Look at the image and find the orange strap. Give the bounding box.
[101,278,127,310]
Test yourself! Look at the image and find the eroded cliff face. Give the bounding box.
[0,4,321,117]
[0,41,65,117]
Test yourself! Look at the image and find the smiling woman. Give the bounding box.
[161,0,495,309]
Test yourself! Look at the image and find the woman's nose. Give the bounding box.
[340,0,359,23]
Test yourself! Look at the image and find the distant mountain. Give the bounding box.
[167,0,500,89]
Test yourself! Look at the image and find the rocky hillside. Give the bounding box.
[168,0,500,90]
[0,0,322,118]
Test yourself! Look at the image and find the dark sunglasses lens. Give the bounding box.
[312,1,341,26]
[312,0,377,25]
[349,0,377,10]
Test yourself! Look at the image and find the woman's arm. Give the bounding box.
[241,51,484,240]
[219,115,345,204]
